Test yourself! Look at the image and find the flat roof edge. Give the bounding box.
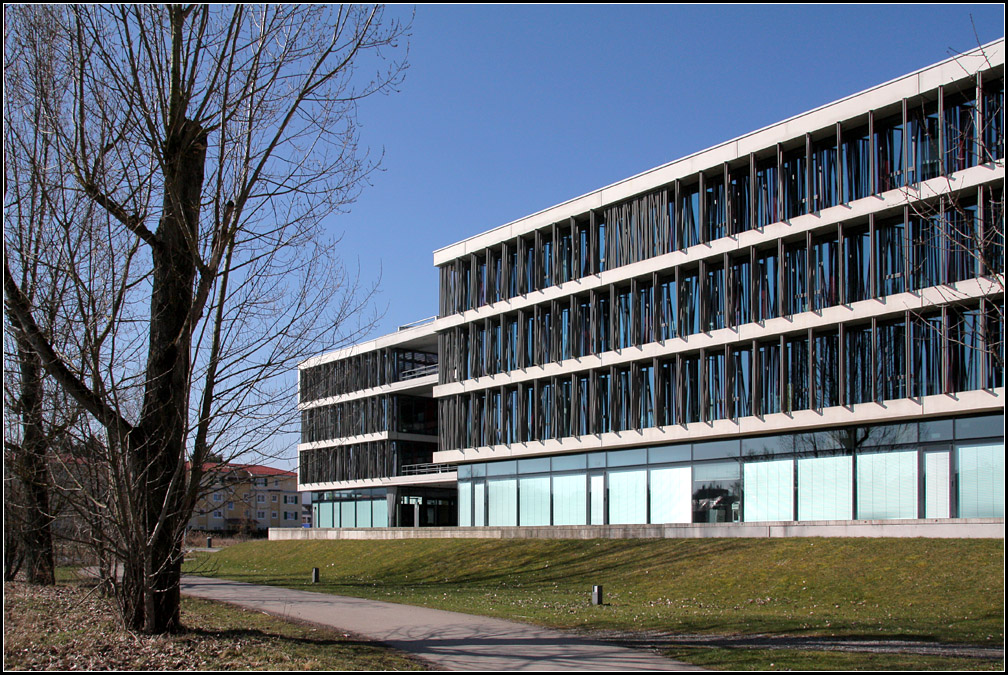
[298,316,438,369]
[432,38,1005,266]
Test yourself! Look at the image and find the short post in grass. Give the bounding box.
[206,536,212,548]
[312,567,320,584]
[592,585,603,605]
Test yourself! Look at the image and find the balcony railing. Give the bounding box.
[399,363,438,381]
[400,462,457,476]
[398,315,436,331]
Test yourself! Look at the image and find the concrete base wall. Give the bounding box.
[271,518,1004,541]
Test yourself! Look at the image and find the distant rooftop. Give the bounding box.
[191,462,297,478]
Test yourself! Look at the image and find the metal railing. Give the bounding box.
[399,363,438,381]
[397,315,436,331]
[400,462,457,476]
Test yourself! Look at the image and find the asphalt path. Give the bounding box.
[181,575,703,671]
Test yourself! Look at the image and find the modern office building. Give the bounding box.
[298,320,456,527]
[299,40,1005,532]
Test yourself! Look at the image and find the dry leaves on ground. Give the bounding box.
[3,580,426,671]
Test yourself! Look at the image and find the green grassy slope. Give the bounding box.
[186,537,1003,646]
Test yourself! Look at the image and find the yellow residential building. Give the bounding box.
[188,463,302,533]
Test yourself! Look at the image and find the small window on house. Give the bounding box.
[213,510,222,519]
[271,511,278,519]
[257,510,265,519]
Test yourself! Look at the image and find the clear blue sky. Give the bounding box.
[329,4,1005,338]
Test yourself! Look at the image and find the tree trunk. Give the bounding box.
[14,334,56,585]
[120,117,207,634]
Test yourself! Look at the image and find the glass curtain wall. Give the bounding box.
[456,414,1003,528]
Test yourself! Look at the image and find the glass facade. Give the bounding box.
[299,341,440,488]
[313,487,457,528]
[439,294,1001,451]
[744,459,794,522]
[456,414,1004,526]
[797,455,853,521]
[957,442,1005,518]
[312,489,388,528]
[301,347,436,402]
[437,165,1001,450]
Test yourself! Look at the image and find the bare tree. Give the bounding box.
[3,324,58,586]
[2,4,89,585]
[4,4,407,633]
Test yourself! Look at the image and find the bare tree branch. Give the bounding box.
[4,3,408,633]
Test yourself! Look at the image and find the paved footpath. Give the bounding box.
[181,576,702,671]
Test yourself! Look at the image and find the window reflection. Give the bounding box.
[692,461,742,523]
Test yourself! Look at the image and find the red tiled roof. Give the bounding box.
[187,461,296,478]
[232,463,296,477]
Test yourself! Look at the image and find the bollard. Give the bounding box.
[311,567,320,584]
[206,536,212,548]
[592,585,603,605]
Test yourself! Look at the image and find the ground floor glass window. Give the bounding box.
[453,415,1003,527]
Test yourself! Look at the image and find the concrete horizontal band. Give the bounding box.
[433,278,1002,398]
[433,165,1004,332]
[299,319,438,369]
[300,471,459,492]
[271,518,1005,541]
[432,388,1004,464]
[298,431,436,454]
[299,373,437,410]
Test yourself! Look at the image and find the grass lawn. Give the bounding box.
[185,537,1004,670]
[659,645,1003,670]
[4,579,427,671]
